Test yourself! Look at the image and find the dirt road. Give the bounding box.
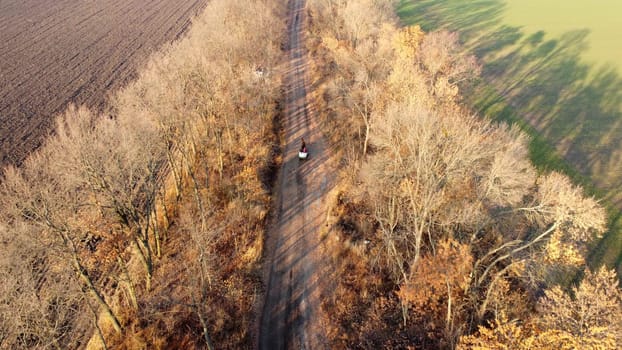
[0,0,207,166]
[258,0,334,348]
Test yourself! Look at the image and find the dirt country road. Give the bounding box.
[258,0,334,348]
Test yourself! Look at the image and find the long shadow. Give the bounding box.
[259,0,336,348]
[397,0,622,275]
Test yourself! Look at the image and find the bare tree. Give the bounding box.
[177,202,217,350]
[52,106,166,291]
[0,148,123,336]
[0,222,91,349]
[362,99,510,277]
[418,30,481,99]
[469,171,606,322]
[362,82,605,345]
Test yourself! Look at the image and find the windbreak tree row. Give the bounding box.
[0,0,284,349]
[306,0,620,349]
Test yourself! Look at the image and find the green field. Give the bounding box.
[504,0,622,72]
[397,0,622,274]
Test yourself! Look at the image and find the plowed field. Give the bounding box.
[0,0,208,165]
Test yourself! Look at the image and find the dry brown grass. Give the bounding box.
[318,184,428,349]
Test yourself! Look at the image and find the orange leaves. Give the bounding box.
[461,268,622,349]
[460,317,618,350]
[459,314,528,350]
[394,25,425,61]
[459,315,607,350]
[543,231,584,266]
[307,0,613,348]
[321,36,340,52]
[399,239,472,315]
[538,267,622,345]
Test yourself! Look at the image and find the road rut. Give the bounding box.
[258,0,334,348]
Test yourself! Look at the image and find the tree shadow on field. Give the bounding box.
[397,0,622,276]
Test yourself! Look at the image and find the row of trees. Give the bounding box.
[0,0,284,348]
[307,0,620,348]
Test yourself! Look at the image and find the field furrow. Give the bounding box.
[0,0,209,165]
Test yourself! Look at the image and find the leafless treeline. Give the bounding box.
[307,0,621,348]
[0,0,284,348]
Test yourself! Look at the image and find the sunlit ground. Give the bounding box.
[504,0,621,72]
[397,0,622,274]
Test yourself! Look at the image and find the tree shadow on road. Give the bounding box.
[397,0,622,275]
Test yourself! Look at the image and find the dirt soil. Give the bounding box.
[258,0,335,348]
[0,0,207,166]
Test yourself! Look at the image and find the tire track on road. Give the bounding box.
[258,0,334,348]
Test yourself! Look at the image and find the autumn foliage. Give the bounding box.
[0,0,284,348]
[306,0,618,348]
[460,267,622,349]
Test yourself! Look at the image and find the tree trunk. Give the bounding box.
[216,130,224,180]
[198,309,215,350]
[151,209,161,258]
[131,236,152,291]
[182,135,208,228]
[117,255,138,309]
[477,263,514,322]
[166,147,182,200]
[87,299,110,350]
[363,116,370,156]
[68,241,122,334]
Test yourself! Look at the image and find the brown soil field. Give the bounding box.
[0,0,208,166]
